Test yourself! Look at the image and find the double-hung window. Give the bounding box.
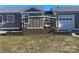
[23,14,29,24]
[24,18,29,24]
[7,15,14,23]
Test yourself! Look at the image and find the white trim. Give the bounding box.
[9,31,23,33]
[28,16,57,18]
[7,15,15,23]
[73,15,75,30]
[27,27,44,29]
[0,27,20,29]
[0,15,3,24]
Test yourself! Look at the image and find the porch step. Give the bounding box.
[23,28,55,34]
[0,31,23,34]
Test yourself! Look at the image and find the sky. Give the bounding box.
[0,5,54,11]
[0,5,78,11]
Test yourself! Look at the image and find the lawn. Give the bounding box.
[0,34,79,53]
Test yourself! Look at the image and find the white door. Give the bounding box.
[58,15,74,30]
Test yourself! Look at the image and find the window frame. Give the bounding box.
[7,15,15,23]
[23,14,29,24]
[24,17,29,24]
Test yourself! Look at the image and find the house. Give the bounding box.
[52,6,79,32]
[0,7,56,34]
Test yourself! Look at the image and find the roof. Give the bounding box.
[52,6,79,12]
[0,8,26,13]
[0,8,43,13]
[24,8,41,12]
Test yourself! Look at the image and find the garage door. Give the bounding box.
[58,15,74,30]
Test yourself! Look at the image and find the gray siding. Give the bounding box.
[0,13,21,28]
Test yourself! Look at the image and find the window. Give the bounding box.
[7,15,14,23]
[0,16,3,24]
[63,18,65,20]
[45,18,48,21]
[66,18,68,20]
[70,18,72,20]
[24,18,29,24]
[60,18,62,20]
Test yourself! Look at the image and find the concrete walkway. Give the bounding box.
[72,33,79,37]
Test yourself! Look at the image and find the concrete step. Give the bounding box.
[0,31,23,34]
[0,31,7,34]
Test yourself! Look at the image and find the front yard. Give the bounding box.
[0,34,79,53]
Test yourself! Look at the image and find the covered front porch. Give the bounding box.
[21,15,56,29]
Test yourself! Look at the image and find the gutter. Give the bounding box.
[27,16,57,19]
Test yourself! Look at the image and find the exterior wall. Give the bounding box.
[0,13,21,29]
[57,11,79,29]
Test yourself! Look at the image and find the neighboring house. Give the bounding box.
[0,7,56,34]
[0,8,23,33]
[52,7,79,32]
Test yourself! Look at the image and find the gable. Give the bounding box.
[24,8,42,12]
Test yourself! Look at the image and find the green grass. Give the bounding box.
[0,34,79,53]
